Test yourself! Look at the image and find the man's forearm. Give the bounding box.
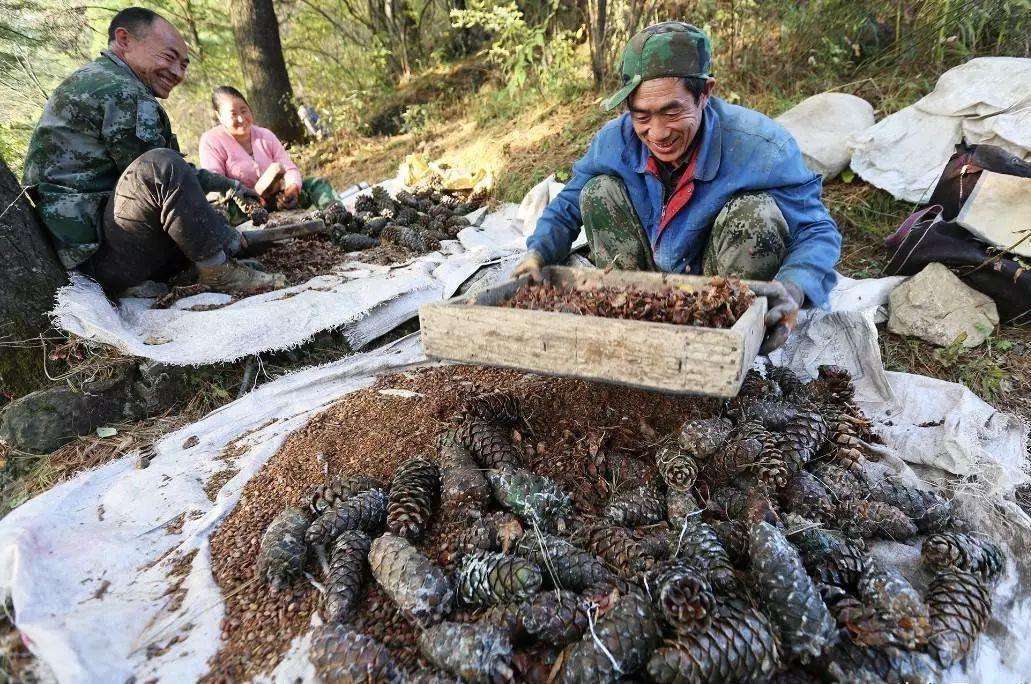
[196,168,238,194]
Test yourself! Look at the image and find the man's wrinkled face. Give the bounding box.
[628,77,714,164]
[113,19,189,99]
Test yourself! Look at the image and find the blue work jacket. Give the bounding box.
[526,97,842,307]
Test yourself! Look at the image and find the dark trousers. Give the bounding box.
[84,148,236,293]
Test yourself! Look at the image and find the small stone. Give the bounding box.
[888,263,999,348]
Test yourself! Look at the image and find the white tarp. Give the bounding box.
[850,57,1031,203]
[51,201,528,366]
[775,92,875,179]
[3,274,1030,683]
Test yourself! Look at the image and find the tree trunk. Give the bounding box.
[228,0,306,144]
[0,155,67,401]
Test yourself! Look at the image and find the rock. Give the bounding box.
[888,263,999,348]
[775,93,875,178]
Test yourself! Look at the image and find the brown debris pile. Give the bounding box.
[204,364,1003,683]
[258,235,357,286]
[503,277,755,328]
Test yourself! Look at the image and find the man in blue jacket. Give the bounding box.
[515,22,842,352]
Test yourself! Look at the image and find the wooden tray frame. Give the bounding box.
[419,266,768,397]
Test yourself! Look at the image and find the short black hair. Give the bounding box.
[682,77,708,101]
[211,85,249,111]
[108,7,162,43]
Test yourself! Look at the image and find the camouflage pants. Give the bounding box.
[84,148,238,293]
[580,175,789,279]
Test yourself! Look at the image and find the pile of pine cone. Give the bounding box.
[322,186,481,254]
[255,366,1005,683]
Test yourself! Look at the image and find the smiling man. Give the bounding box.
[22,7,284,295]
[516,22,842,352]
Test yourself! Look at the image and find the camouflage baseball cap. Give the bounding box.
[602,22,712,112]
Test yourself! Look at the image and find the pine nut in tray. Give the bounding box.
[419,266,769,397]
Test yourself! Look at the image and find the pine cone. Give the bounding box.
[648,563,715,633]
[371,186,395,211]
[417,622,514,683]
[738,399,799,430]
[735,422,790,491]
[870,477,953,533]
[926,569,992,667]
[855,558,930,649]
[749,520,837,661]
[560,592,660,683]
[353,194,376,214]
[707,519,750,566]
[394,207,421,226]
[778,409,829,472]
[306,488,388,546]
[333,233,379,251]
[447,511,524,562]
[677,417,733,458]
[395,189,421,208]
[922,532,1004,583]
[701,424,763,486]
[809,462,871,501]
[578,522,651,575]
[767,365,807,399]
[706,483,750,519]
[823,640,937,683]
[656,443,699,491]
[487,469,571,529]
[477,601,527,638]
[669,519,737,592]
[837,498,917,541]
[737,367,781,399]
[362,216,390,237]
[522,591,590,645]
[457,551,542,607]
[457,418,523,471]
[310,475,387,515]
[819,583,867,629]
[786,517,866,590]
[780,471,836,523]
[817,364,856,403]
[323,530,371,623]
[603,482,666,526]
[514,533,615,592]
[387,458,439,540]
[369,533,454,626]
[438,430,491,516]
[257,507,312,589]
[634,524,673,562]
[647,597,781,683]
[309,625,402,683]
[666,488,700,528]
[460,391,522,426]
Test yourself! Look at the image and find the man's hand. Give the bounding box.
[512,251,545,282]
[750,280,805,354]
[232,181,260,204]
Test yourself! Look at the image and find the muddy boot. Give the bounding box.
[197,259,287,294]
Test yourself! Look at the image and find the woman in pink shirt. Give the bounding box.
[199,86,336,214]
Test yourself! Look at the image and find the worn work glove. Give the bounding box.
[751,280,805,354]
[232,181,261,204]
[512,250,545,282]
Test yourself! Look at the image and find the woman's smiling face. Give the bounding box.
[628,77,713,164]
[216,94,254,138]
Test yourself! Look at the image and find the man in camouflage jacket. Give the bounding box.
[22,7,284,295]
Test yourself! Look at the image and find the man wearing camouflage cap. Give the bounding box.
[515,22,841,352]
[22,7,284,295]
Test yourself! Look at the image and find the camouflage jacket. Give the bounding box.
[22,51,234,268]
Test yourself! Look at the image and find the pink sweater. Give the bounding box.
[199,125,303,190]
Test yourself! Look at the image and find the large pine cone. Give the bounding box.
[457,551,542,607]
[922,532,1004,583]
[823,640,937,683]
[780,470,836,523]
[669,519,738,593]
[369,533,454,626]
[786,516,866,590]
[926,568,992,667]
[809,462,871,501]
[417,621,514,683]
[306,488,388,546]
[737,399,799,431]
[666,488,700,528]
[487,469,571,528]
[257,507,312,589]
[656,442,700,491]
[514,533,616,592]
[577,522,651,575]
[387,458,439,540]
[855,558,930,649]
[310,475,387,515]
[457,418,523,471]
[438,429,491,517]
[647,597,781,683]
[323,529,371,623]
[767,365,807,399]
[603,481,666,526]
[707,519,750,566]
[677,417,733,458]
[522,591,589,645]
[648,562,716,634]
[702,424,763,486]
[870,477,953,533]
[749,520,837,661]
[476,601,528,639]
[460,391,522,426]
[560,592,660,683]
[309,625,402,683]
[817,364,856,403]
[778,409,829,472]
[837,498,917,541]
